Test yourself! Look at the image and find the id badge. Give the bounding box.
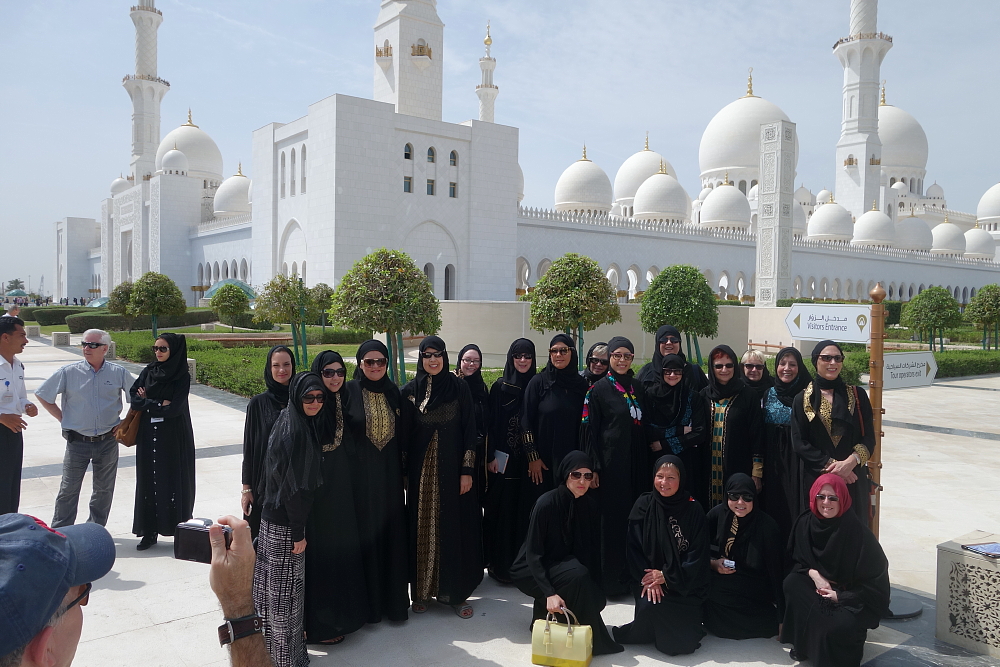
[150,417,164,423]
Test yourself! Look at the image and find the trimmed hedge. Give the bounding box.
[308,328,372,345]
[219,312,274,331]
[32,307,95,325]
[65,309,217,333]
[934,350,1000,378]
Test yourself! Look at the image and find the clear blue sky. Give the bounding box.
[1,0,998,292]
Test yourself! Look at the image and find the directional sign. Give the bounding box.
[882,352,937,389]
[784,304,872,343]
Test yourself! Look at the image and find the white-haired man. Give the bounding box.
[35,329,134,527]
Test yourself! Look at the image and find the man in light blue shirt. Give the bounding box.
[35,329,134,527]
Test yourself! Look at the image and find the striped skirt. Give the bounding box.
[254,520,307,667]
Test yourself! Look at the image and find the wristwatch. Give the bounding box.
[218,613,263,646]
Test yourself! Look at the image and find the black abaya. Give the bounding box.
[635,325,708,393]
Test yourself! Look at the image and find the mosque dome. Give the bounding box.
[700,182,750,229]
[747,184,759,203]
[614,145,675,204]
[976,182,1000,225]
[793,203,807,236]
[161,147,189,175]
[213,166,252,217]
[554,148,612,213]
[699,94,796,178]
[891,181,909,195]
[925,182,944,199]
[815,189,833,206]
[930,218,966,256]
[794,185,814,205]
[155,111,223,180]
[894,214,933,251]
[807,199,853,241]
[964,224,996,259]
[878,103,928,170]
[632,171,690,222]
[851,205,895,247]
[110,176,130,196]
[698,186,713,202]
[516,163,524,203]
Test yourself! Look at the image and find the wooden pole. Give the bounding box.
[868,283,886,539]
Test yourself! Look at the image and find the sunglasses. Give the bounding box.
[321,368,347,378]
[587,357,609,366]
[727,492,754,503]
[610,352,634,361]
[362,357,388,367]
[743,364,764,371]
[549,347,572,355]
[662,368,683,377]
[512,353,533,361]
[81,342,106,349]
[568,471,595,480]
[301,393,326,404]
[818,354,844,363]
[713,363,735,370]
[815,493,839,502]
[421,351,445,359]
[151,345,169,353]
[662,337,682,345]
[63,582,92,613]
[461,357,481,365]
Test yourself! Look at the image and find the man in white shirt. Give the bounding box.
[4,305,20,318]
[0,316,37,514]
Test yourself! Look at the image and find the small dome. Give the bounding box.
[794,185,814,205]
[894,214,933,251]
[554,149,613,213]
[747,184,759,202]
[610,202,623,217]
[516,163,524,203]
[110,176,130,196]
[925,182,944,199]
[698,186,714,202]
[699,94,797,178]
[808,200,853,241]
[815,189,833,206]
[930,218,967,256]
[214,166,252,217]
[964,225,996,259]
[700,183,750,229]
[793,203,807,236]
[891,181,909,194]
[155,111,223,179]
[852,206,895,247]
[976,182,1000,225]
[161,147,189,174]
[878,104,929,170]
[614,146,675,203]
[632,171,690,222]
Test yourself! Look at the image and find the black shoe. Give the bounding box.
[789,648,806,662]
[137,535,157,551]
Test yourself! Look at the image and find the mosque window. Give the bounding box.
[427,179,436,195]
[427,147,436,163]
[290,149,297,196]
[449,151,458,166]
[403,176,413,193]
[404,143,413,160]
[280,152,286,198]
[739,180,747,195]
[301,145,307,193]
[449,182,457,198]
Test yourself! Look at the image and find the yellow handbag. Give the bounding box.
[531,607,592,667]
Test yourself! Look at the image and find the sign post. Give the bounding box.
[882,352,937,389]
[868,285,885,539]
[784,303,872,343]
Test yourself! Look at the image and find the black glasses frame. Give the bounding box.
[321,368,347,378]
[301,394,326,404]
[727,492,754,503]
[81,342,107,349]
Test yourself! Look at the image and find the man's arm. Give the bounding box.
[35,396,62,422]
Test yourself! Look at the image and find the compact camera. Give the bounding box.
[174,518,231,564]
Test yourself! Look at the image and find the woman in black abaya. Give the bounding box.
[304,351,367,644]
[636,324,708,392]
[455,344,490,501]
[401,335,483,617]
[242,346,294,540]
[580,341,609,386]
[704,473,784,640]
[740,348,773,403]
[344,340,409,622]
[781,474,889,666]
[510,451,624,656]
[521,333,590,504]
[582,335,650,596]
[613,455,710,656]
[130,332,196,549]
[483,338,536,582]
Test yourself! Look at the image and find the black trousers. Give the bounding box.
[0,427,24,515]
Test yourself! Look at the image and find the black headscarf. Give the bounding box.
[582,341,609,384]
[810,340,845,391]
[808,340,854,430]
[500,338,536,395]
[742,352,773,390]
[540,333,590,398]
[354,339,393,391]
[311,349,348,447]
[705,344,745,401]
[454,343,489,404]
[628,455,695,575]
[650,324,682,373]
[556,449,594,485]
[261,372,326,509]
[554,450,596,543]
[264,345,295,407]
[606,336,635,381]
[773,346,811,405]
[144,332,189,400]
[713,473,759,562]
[410,335,458,413]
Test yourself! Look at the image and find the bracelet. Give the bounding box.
[218,613,263,646]
[240,489,252,494]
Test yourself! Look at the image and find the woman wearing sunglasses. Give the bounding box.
[401,335,483,618]
[580,341,609,385]
[510,451,624,656]
[704,473,784,640]
[302,351,367,645]
[255,372,328,667]
[700,345,764,510]
[739,349,773,402]
[343,340,409,623]
[636,325,708,392]
[454,344,490,506]
[613,455,709,656]
[781,474,889,666]
[791,340,875,524]
[128,333,195,551]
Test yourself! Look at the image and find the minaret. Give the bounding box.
[833,0,891,221]
[476,22,498,122]
[373,0,444,121]
[122,1,169,181]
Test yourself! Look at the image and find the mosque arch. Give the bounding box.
[282,262,288,276]
[402,221,458,298]
[427,147,436,163]
[962,286,969,304]
[197,264,204,288]
[718,271,730,298]
[300,145,307,193]
[832,278,841,300]
[423,264,435,295]
[735,271,747,298]
[536,258,552,280]
[819,277,829,299]
[291,261,298,278]
[449,150,458,167]
[970,287,977,300]
[444,264,456,300]
[918,284,925,294]
[230,260,238,279]
[404,143,413,160]
[290,148,297,196]
[278,219,307,281]
[213,261,220,283]
[280,152,286,199]
[240,258,248,281]
[793,275,803,298]
[646,266,660,287]
[807,276,817,299]
[887,282,896,300]
[702,269,714,292]
[223,262,230,280]
[606,264,622,292]
[954,286,961,300]
[515,257,530,290]
[627,265,640,301]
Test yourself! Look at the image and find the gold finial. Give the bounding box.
[829,192,835,203]
[723,171,730,185]
[183,108,198,127]
[644,131,649,151]
[872,199,878,211]
[173,142,178,150]
[943,214,950,223]
[484,20,492,46]
[658,159,667,175]
[880,80,887,106]
[236,162,244,176]
[744,67,755,97]
[581,144,589,161]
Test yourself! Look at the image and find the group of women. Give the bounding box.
[236,328,890,667]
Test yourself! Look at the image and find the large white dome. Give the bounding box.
[851,207,895,247]
[700,183,750,229]
[808,200,853,241]
[110,176,130,196]
[930,219,966,256]
[894,214,933,251]
[214,167,251,217]
[699,94,796,177]
[632,172,690,222]
[614,147,675,203]
[554,150,612,213]
[976,182,1000,225]
[878,104,928,170]
[964,225,996,259]
[155,113,223,180]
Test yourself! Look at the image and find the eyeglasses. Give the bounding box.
[568,471,595,480]
[818,354,844,363]
[713,363,734,370]
[743,364,764,371]
[662,337,681,345]
[461,357,481,366]
[662,369,683,377]
[151,346,169,353]
[727,492,754,503]
[549,347,572,356]
[301,393,326,404]
[62,582,92,613]
[587,357,608,366]
[610,352,634,361]
[421,351,445,359]
[81,342,106,349]
[321,368,347,378]
[815,494,839,502]
[512,353,533,361]
[362,357,388,367]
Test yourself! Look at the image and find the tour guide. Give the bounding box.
[0,316,37,515]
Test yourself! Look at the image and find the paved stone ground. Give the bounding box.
[13,336,1000,666]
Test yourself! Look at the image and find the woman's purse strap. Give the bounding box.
[545,606,580,630]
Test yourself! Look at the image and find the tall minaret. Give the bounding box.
[122,1,169,180]
[476,22,498,123]
[373,0,444,121]
[833,0,891,221]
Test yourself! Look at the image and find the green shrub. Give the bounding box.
[66,309,217,333]
[934,350,1000,378]
[32,307,95,325]
[219,311,273,331]
[307,328,372,345]
[18,306,48,322]
[884,301,903,326]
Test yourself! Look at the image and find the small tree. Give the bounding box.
[210,283,250,332]
[965,283,1000,350]
[108,281,135,332]
[129,272,187,339]
[901,286,962,351]
[254,274,312,366]
[328,249,440,383]
[639,265,718,364]
[524,253,621,369]
[5,279,24,292]
[308,282,335,332]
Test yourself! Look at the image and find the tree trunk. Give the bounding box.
[151,314,158,340]
[397,331,406,384]
[577,322,584,371]
[290,324,301,367]
[693,336,703,365]
[385,332,396,384]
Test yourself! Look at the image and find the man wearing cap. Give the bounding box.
[34,329,134,528]
[0,316,37,515]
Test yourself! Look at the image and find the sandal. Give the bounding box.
[453,603,474,619]
[318,636,345,646]
[411,601,428,613]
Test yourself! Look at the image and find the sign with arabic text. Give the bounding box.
[784,304,872,343]
[882,352,937,389]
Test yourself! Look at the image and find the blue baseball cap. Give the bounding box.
[0,514,116,655]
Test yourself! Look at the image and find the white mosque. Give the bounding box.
[56,0,1000,308]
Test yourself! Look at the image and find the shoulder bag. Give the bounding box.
[115,408,142,447]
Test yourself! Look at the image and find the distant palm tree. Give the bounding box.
[5,279,24,291]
